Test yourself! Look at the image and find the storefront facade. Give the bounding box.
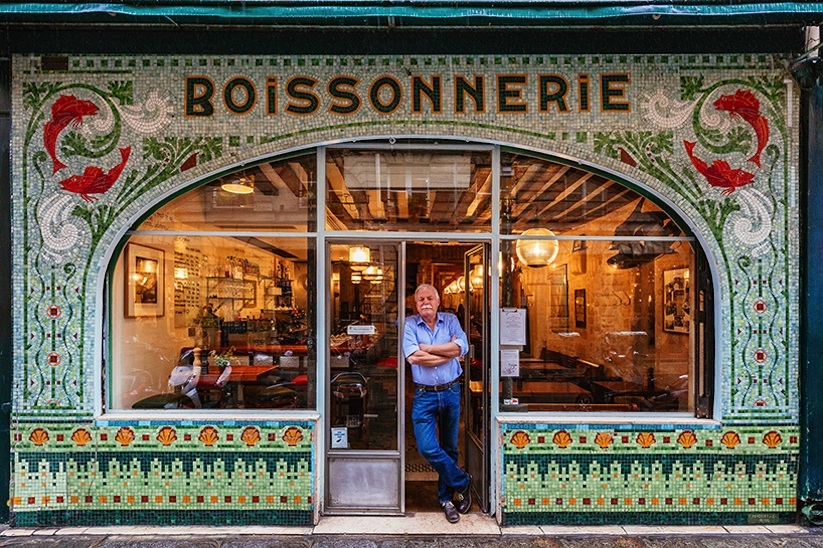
[2,1,821,530]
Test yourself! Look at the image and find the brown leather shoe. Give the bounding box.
[456,474,472,514]
[441,500,460,523]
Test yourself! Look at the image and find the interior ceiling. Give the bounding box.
[214,153,666,235]
[323,153,641,233]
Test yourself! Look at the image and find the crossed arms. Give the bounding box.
[406,334,462,367]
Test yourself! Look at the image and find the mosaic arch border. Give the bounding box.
[11,53,798,426]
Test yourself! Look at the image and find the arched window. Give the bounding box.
[107,142,711,415]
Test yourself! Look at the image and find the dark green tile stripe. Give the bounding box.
[12,509,312,527]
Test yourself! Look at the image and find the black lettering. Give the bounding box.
[538,75,569,113]
[185,76,214,117]
[412,75,442,113]
[601,73,630,112]
[328,76,361,115]
[497,75,527,113]
[223,77,256,115]
[286,76,320,116]
[455,75,485,114]
[369,76,402,114]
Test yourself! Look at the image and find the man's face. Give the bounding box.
[415,287,440,321]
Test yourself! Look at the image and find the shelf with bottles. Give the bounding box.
[205,277,257,309]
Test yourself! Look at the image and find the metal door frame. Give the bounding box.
[323,239,406,515]
[464,243,491,512]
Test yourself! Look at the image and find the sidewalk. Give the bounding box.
[0,514,820,546]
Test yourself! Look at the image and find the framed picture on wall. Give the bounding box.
[125,243,165,317]
[663,267,689,333]
[574,289,586,328]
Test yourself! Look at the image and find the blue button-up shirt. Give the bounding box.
[403,312,469,386]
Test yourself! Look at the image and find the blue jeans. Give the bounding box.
[412,382,470,504]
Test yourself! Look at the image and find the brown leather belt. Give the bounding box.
[415,378,460,392]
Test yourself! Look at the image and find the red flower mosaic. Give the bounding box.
[753,299,768,314]
[45,305,62,319]
[753,349,768,363]
[46,352,61,366]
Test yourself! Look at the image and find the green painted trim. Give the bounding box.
[0,2,821,26]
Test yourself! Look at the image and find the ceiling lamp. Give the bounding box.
[516,228,559,267]
[351,272,361,285]
[221,173,255,194]
[470,265,483,289]
[349,246,370,271]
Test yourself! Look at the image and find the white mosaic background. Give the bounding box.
[10,54,799,424]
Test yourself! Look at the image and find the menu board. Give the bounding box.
[173,245,202,328]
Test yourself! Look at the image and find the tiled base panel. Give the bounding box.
[10,422,314,527]
[500,423,798,526]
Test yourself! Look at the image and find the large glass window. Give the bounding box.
[499,152,694,413]
[110,153,317,411]
[108,142,706,416]
[326,148,492,232]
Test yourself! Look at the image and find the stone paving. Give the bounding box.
[0,517,821,547]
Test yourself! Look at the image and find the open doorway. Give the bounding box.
[403,242,489,514]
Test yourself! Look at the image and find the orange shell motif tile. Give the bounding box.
[636,432,656,448]
[720,431,741,449]
[676,430,697,448]
[594,432,613,449]
[71,428,92,446]
[156,426,177,446]
[198,426,219,446]
[510,430,530,449]
[282,426,303,446]
[763,430,782,448]
[115,427,135,447]
[241,426,261,446]
[552,430,572,448]
[29,428,49,446]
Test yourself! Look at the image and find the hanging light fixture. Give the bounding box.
[516,228,559,267]
[351,272,361,285]
[349,246,370,271]
[470,265,484,289]
[221,172,255,194]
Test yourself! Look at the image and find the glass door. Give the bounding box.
[464,244,490,511]
[325,241,404,514]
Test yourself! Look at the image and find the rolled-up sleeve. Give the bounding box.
[403,319,420,359]
[449,315,469,358]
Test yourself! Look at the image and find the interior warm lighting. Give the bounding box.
[516,228,559,267]
[221,173,255,194]
[351,272,361,285]
[362,266,383,279]
[174,267,188,280]
[349,246,370,271]
[470,265,484,289]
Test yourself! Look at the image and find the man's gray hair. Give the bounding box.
[414,283,440,301]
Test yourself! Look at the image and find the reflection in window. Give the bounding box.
[136,154,317,232]
[111,235,316,410]
[501,151,684,238]
[328,243,398,450]
[500,232,693,413]
[326,149,492,232]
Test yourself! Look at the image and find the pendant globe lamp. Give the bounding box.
[515,228,559,267]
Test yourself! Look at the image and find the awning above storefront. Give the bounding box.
[0,1,821,27]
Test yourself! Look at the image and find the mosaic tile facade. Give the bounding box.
[499,423,798,525]
[10,54,800,526]
[11,422,314,526]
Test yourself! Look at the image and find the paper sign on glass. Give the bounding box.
[500,308,527,346]
[500,349,520,377]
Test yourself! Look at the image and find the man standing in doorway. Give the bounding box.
[403,283,472,523]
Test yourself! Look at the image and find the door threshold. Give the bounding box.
[315,512,499,535]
